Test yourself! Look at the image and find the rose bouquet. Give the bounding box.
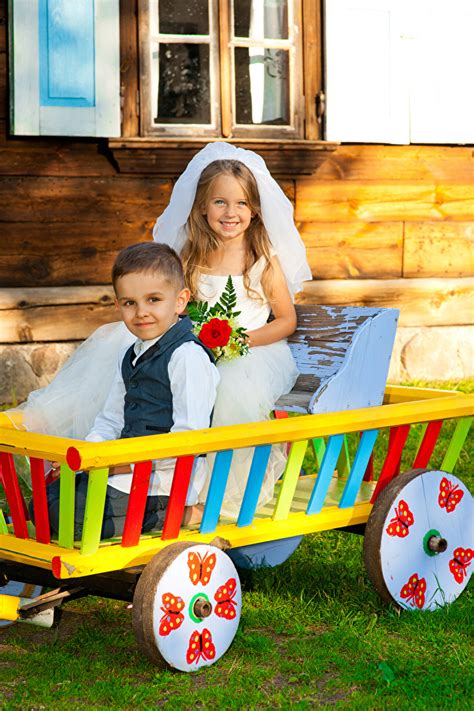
[187,276,249,363]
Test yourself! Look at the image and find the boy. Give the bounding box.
[38,243,219,539]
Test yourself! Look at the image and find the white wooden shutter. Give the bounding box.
[408,0,474,144]
[324,0,409,143]
[10,0,120,137]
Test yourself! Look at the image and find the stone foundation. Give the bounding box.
[0,326,472,406]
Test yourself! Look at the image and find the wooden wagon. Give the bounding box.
[0,306,472,671]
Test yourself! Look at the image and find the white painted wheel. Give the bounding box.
[364,469,473,610]
[0,580,43,628]
[133,542,241,671]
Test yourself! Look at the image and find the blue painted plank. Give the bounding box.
[39,0,95,107]
[199,450,233,534]
[339,429,379,508]
[306,435,344,515]
[237,445,272,527]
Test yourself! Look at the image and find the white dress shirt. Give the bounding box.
[86,327,219,504]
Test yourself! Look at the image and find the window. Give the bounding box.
[138,0,309,139]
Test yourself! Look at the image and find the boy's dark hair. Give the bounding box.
[112,242,184,290]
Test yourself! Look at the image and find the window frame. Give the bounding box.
[138,0,308,140]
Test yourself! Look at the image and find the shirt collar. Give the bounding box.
[132,318,179,365]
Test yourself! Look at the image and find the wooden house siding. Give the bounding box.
[0,0,472,404]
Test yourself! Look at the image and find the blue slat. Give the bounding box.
[237,445,272,527]
[339,429,379,509]
[307,435,344,515]
[199,450,233,533]
[39,0,95,107]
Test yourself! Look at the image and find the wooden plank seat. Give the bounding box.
[276,304,399,414]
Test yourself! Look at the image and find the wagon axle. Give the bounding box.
[426,534,448,554]
[193,596,212,619]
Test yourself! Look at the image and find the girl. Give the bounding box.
[13,142,311,516]
[153,142,312,515]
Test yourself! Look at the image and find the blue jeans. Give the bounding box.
[29,471,169,540]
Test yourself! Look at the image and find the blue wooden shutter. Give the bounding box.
[10,0,120,136]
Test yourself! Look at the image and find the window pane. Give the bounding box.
[154,43,211,123]
[158,0,209,35]
[234,0,288,40]
[235,47,289,125]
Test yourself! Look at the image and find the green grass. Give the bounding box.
[1,381,473,709]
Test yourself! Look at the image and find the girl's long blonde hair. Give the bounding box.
[181,159,274,300]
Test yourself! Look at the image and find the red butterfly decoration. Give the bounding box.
[438,477,464,513]
[400,573,426,609]
[186,628,216,665]
[188,551,216,586]
[385,499,414,538]
[159,592,185,636]
[214,578,238,620]
[449,547,473,584]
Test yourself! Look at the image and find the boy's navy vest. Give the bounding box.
[121,316,215,439]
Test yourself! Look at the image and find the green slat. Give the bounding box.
[413,422,428,462]
[80,468,109,555]
[273,439,308,521]
[336,435,351,477]
[0,508,8,534]
[441,417,472,473]
[58,464,76,549]
[311,437,326,467]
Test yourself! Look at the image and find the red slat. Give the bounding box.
[121,460,153,547]
[274,410,289,419]
[362,432,374,481]
[0,453,29,538]
[161,456,194,541]
[413,420,443,469]
[30,458,51,544]
[370,425,411,503]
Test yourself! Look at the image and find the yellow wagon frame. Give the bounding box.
[0,385,472,581]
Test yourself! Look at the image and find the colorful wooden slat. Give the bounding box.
[0,508,8,534]
[362,452,374,481]
[370,425,411,503]
[388,427,402,477]
[161,456,195,541]
[273,440,309,521]
[307,435,345,515]
[237,445,272,527]
[339,429,379,508]
[121,460,153,548]
[0,453,28,539]
[412,422,428,463]
[80,468,110,555]
[58,464,76,549]
[412,420,443,468]
[200,450,233,534]
[441,417,472,473]
[336,436,351,477]
[30,457,51,544]
[311,437,326,468]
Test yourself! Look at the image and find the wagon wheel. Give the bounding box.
[364,469,473,610]
[0,580,43,629]
[132,542,241,671]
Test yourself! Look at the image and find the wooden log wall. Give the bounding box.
[0,0,472,403]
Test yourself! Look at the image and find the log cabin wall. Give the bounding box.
[0,0,472,405]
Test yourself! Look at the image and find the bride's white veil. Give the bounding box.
[153,142,312,295]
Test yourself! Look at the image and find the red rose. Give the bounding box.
[198,318,232,348]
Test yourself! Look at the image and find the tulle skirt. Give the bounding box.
[200,341,299,517]
[15,322,134,439]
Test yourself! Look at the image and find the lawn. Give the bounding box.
[1,382,473,709]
